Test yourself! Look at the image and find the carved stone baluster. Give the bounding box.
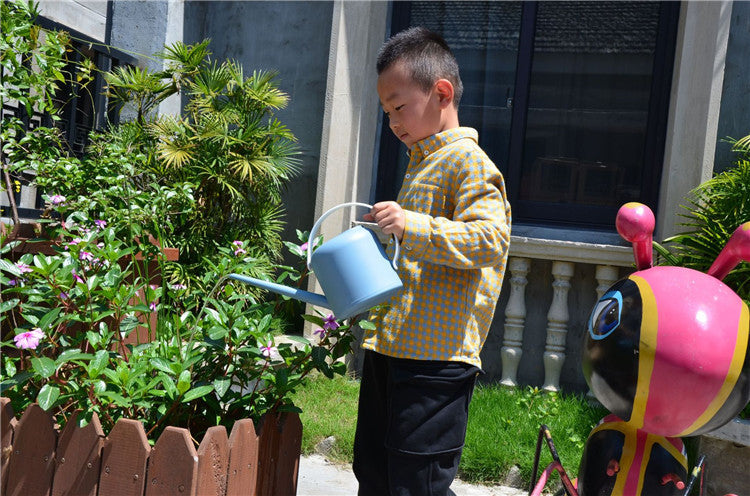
[500,257,531,387]
[595,265,619,301]
[543,261,574,391]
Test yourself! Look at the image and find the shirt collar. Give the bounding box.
[410,127,478,162]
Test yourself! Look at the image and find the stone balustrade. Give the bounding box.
[501,235,634,391]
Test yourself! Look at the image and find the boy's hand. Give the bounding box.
[364,201,405,240]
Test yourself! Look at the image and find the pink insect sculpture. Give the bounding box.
[530,202,749,495]
[579,202,749,494]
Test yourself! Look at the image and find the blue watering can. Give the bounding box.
[229,202,403,319]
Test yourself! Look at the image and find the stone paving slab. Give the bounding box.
[297,454,530,496]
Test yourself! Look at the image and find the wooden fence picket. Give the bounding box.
[196,425,230,496]
[4,403,57,496]
[226,418,260,496]
[0,398,302,496]
[145,426,198,496]
[0,398,15,495]
[274,412,302,496]
[52,411,105,496]
[99,418,150,496]
[256,411,302,496]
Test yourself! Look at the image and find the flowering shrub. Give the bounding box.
[1,217,360,438]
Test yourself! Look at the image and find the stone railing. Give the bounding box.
[500,235,634,391]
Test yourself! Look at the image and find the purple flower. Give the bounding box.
[260,340,278,359]
[15,262,32,274]
[299,242,309,252]
[232,240,247,256]
[71,269,84,283]
[323,314,340,331]
[49,194,66,206]
[94,219,107,229]
[313,328,327,339]
[58,291,68,300]
[171,284,187,291]
[8,279,17,286]
[14,328,44,350]
[67,238,83,248]
[149,301,157,311]
[79,251,94,262]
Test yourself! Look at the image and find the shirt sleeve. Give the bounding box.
[401,149,511,270]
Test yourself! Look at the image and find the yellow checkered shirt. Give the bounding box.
[363,127,511,369]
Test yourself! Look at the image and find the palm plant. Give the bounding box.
[654,134,750,303]
[104,41,300,287]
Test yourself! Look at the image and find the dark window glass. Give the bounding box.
[376,1,679,231]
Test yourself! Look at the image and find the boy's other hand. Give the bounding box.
[364,201,405,241]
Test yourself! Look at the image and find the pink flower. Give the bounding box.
[15,262,32,274]
[49,194,66,206]
[299,242,309,252]
[14,328,44,350]
[79,251,94,262]
[149,301,157,311]
[71,269,84,283]
[260,340,278,359]
[94,219,107,229]
[323,314,340,331]
[313,328,327,339]
[232,240,247,256]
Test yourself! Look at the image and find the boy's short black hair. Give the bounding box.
[377,26,463,107]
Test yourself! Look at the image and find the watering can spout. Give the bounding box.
[228,274,329,309]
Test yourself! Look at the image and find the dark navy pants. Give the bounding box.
[353,350,479,496]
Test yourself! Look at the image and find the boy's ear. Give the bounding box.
[435,79,454,108]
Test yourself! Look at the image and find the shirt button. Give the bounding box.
[405,174,410,179]
[405,245,412,250]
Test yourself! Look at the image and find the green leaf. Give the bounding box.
[37,384,61,410]
[88,350,109,378]
[358,319,376,330]
[302,314,325,327]
[283,334,311,346]
[0,258,22,276]
[119,316,140,335]
[182,385,213,402]
[207,325,229,340]
[30,356,56,378]
[177,369,191,394]
[150,358,176,375]
[56,349,90,366]
[213,377,231,398]
[0,298,20,314]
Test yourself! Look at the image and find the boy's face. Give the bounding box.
[377,61,444,149]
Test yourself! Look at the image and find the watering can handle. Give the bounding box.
[307,202,401,271]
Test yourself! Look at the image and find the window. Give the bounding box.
[375,1,680,231]
[1,16,135,217]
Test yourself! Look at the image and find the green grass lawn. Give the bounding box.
[291,372,609,487]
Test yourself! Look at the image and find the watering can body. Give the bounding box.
[230,203,403,319]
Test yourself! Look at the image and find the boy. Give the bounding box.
[355,27,512,496]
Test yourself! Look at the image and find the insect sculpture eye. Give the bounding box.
[588,291,623,339]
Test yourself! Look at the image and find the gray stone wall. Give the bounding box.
[184,1,334,246]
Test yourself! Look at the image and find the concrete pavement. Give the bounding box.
[296,454,530,496]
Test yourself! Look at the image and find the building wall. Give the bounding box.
[182,1,334,245]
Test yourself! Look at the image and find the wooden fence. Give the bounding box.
[0,397,302,496]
